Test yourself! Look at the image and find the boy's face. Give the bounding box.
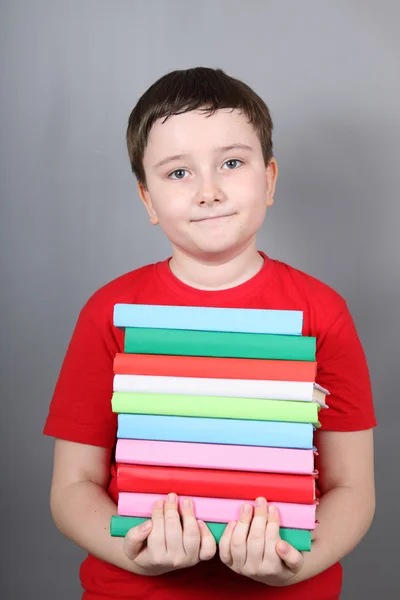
[139,108,277,262]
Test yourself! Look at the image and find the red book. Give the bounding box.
[117,464,316,504]
[113,353,317,382]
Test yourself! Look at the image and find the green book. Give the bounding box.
[110,516,312,551]
[124,328,316,361]
[111,392,320,426]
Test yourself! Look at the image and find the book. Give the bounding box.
[113,304,303,335]
[113,374,328,405]
[115,439,315,475]
[110,516,312,551]
[116,413,315,449]
[112,392,321,424]
[110,303,324,553]
[124,328,316,361]
[118,492,317,530]
[116,464,317,503]
[113,353,318,382]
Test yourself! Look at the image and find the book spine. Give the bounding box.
[124,328,316,361]
[116,414,315,449]
[113,374,317,402]
[115,439,315,475]
[110,516,312,551]
[113,353,317,381]
[116,464,316,504]
[118,492,317,530]
[112,392,320,424]
[113,304,303,335]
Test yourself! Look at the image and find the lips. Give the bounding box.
[193,214,234,222]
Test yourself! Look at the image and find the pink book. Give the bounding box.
[118,492,317,530]
[115,439,315,475]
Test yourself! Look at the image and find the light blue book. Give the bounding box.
[113,304,303,335]
[117,413,314,450]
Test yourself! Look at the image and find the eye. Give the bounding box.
[168,169,189,180]
[223,159,243,170]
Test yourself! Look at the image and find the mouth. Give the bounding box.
[192,214,235,223]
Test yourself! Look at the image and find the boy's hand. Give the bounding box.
[219,497,304,586]
[123,493,217,575]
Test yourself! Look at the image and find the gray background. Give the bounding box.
[1,1,399,598]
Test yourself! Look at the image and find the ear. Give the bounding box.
[266,158,278,208]
[138,182,159,225]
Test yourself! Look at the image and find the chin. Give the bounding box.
[192,241,247,260]
[173,228,258,260]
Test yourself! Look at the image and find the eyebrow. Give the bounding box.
[152,143,254,170]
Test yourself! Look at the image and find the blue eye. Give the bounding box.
[223,159,243,169]
[168,160,242,179]
[169,169,188,180]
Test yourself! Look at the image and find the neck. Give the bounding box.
[168,242,264,291]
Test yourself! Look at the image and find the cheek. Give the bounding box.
[153,189,189,223]
[231,175,267,209]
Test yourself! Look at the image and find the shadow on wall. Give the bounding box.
[263,112,397,405]
[270,115,388,286]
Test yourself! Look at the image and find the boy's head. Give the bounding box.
[126,67,278,262]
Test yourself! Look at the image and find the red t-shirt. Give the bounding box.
[43,251,376,600]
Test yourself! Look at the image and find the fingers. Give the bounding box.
[180,498,216,562]
[128,494,214,573]
[246,497,268,566]
[276,541,304,573]
[180,497,201,558]
[229,502,253,569]
[218,498,304,581]
[131,494,216,570]
[197,520,217,561]
[164,493,183,556]
[263,504,281,557]
[146,498,166,556]
[218,520,237,566]
[123,519,152,561]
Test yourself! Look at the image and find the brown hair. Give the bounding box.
[126,67,274,188]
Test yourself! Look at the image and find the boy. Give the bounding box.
[43,67,376,600]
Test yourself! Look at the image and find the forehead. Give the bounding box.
[144,108,258,159]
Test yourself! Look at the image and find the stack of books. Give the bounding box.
[109,304,329,551]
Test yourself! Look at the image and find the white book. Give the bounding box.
[113,374,329,405]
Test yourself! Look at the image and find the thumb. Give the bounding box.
[123,519,153,561]
[276,541,304,573]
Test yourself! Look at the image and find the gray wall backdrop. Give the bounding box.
[1,1,399,598]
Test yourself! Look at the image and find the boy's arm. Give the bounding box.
[218,427,375,585]
[49,438,151,575]
[288,427,375,584]
[50,439,216,576]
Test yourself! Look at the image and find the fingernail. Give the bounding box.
[228,520,237,530]
[182,498,191,509]
[268,505,276,515]
[138,520,152,532]
[156,499,164,508]
[168,493,177,503]
[279,541,289,554]
[255,497,266,507]
[243,503,252,514]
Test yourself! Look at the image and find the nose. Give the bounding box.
[196,172,224,206]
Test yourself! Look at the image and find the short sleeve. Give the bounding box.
[316,303,377,431]
[42,300,118,448]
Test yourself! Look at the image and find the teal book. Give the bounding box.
[110,516,312,551]
[124,328,316,361]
